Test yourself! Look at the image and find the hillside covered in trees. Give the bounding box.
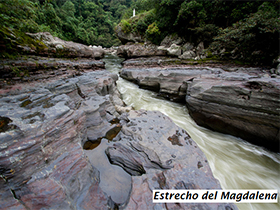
[0,0,279,65]
[0,0,133,47]
[119,0,279,65]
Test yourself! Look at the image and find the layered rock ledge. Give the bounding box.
[0,56,105,86]
[0,65,236,209]
[120,60,280,152]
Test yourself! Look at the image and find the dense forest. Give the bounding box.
[0,0,134,47]
[0,0,279,64]
[119,0,280,65]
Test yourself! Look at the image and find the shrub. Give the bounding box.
[120,19,132,34]
[145,22,161,43]
[210,2,279,65]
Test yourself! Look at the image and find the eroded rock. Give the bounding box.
[186,75,280,152]
[104,110,238,210]
[120,67,217,102]
[0,70,125,209]
[120,66,280,152]
[117,43,167,58]
[0,56,105,86]
[0,59,237,209]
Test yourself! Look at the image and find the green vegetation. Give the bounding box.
[0,0,279,65]
[119,0,279,65]
[118,9,160,43]
[0,0,134,48]
[0,25,48,58]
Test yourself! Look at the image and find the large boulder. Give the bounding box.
[186,73,280,152]
[26,32,105,59]
[160,34,184,47]
[117,43,167,58]
[179,50,196,60]
[166,43,182,57]
[120,67,215,102]
[120,66,280,152]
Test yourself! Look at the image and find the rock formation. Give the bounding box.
[0,57,237,209]
[115,25,145,44]
[0,27,104,60]
[0,56,105,85]
[26,32,105,59]
[116,42,167,58]
[0,69,120,209]
[120,63,280,152]
[115,32,208,60]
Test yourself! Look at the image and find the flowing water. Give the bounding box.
[104,55,280,210]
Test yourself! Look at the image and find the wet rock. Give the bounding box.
[186,75,280,152]
[120,66,280,152]
[0,70,124,209]
[0,61,237,209]
[115,25,144,44]
[120,67,216,102]
[111,110,238,210]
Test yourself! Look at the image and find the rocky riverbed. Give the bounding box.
[119,56,280,152]
[0,52,237,209]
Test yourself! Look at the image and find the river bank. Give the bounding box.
[119,56,280,152]
[0,51,239,209]
[104,55,280,210]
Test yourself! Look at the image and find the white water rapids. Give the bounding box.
[104,55,280,210]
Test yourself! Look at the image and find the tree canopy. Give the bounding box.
[0,0,279,64]
[119,0,279,65]
[0,0,134,47]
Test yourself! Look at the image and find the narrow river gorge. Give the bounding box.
[104,55,280,210]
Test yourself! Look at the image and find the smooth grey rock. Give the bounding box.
[179,50,196,59]
[109,110,238,210]
[120,67,217,102]
[167,43,182,57]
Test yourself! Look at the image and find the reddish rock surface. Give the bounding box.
[0,70,122,209]
[0,56,105,87]
[0,57,237,209]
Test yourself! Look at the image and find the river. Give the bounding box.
[103,55,280,210]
